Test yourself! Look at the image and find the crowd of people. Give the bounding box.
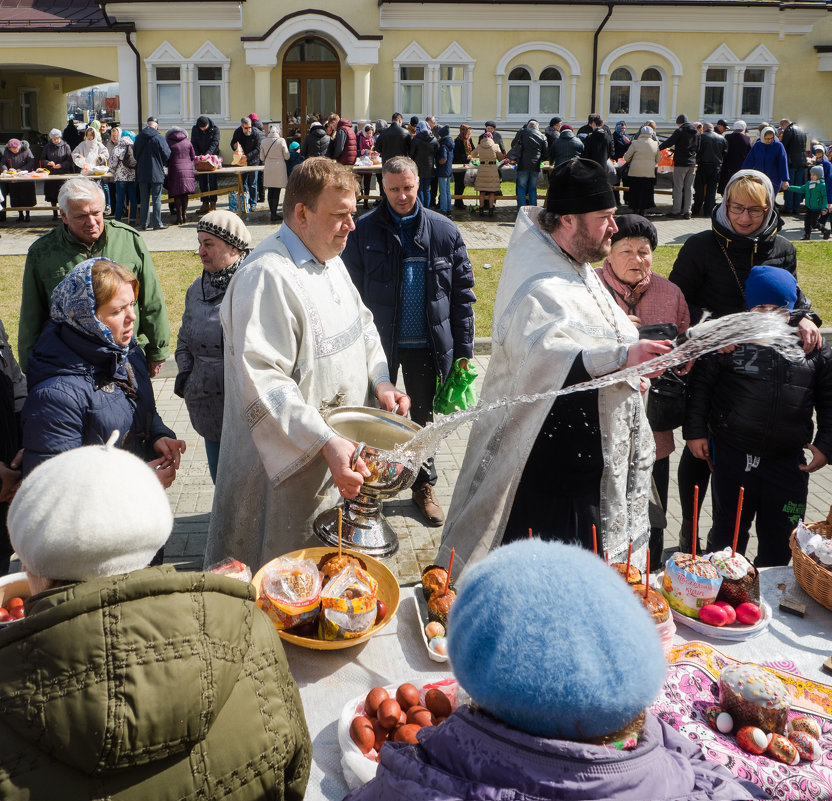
[0,98,830,797]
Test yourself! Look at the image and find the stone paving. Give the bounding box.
[4,195,830,582]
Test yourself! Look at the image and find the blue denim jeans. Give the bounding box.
[418,178,431,209]
[204,439,220,485]
[438,176,452,212]
[114,181,137,223]
[784,166,807,212]
[516,170,538,208]
[138,182,163,228]
[242,170,258,208]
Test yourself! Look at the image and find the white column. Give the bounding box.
[598,75,607,117]
[183,64,194,123]
[569,75,578,121]
[496,75,503,120]
[145,62,155,119]
[731,66,742,118]
[117,37,138,131]
[427,63,439,116]
[222,63,231,121]
[252,66,273,122]
[698,66,707,119]
[464,65,473,120]
[393,65,400,115]
[765,66,778,121]
[353,65,372,122]
[671,75,679,121]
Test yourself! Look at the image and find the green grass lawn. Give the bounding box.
[2,242,831,356]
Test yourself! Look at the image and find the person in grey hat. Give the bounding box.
[438,158,671,577]
[175,211,252,482]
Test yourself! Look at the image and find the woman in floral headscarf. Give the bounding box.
[21,257,185,489]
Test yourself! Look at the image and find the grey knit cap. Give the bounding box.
[197,210,252,252]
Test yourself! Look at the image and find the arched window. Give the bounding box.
[282,36,341,141]
[538,66,563,116]
[609,67,633,114]
[507,66,532,116]
[639,68,662,115]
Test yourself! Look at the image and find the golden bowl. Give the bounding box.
[251,546,400,650]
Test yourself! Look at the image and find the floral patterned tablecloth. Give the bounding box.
[652,641,832,799]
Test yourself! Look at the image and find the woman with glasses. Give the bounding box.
[667,169,822,553]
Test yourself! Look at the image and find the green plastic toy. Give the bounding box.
[433,358,478,415]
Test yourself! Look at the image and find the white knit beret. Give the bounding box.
[8,435,173,581]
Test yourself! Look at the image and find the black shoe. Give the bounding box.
[824,230,830,240]
[136,224,147,231]
[270,213,283,222]
[153,224,167,230]
[801,233,811,240]
[488,207,494,217]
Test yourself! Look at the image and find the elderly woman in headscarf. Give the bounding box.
[469,130,503,216]
[1,138,36,222]
[21,256,185,489]
[622,126,661,215]
[453,123,474,210]
[742,125,789,198]
[175,211,252,482]
[39,128,73,220]
[596,214,689,556]
[72,126,109,170]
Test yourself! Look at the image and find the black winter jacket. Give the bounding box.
[781,123,808,169]
[659,122,700,167]
[0,318,25,467]
[342,201,476,382]
[190,118,220,156]
[133,126,170,184]
[696,131,727,166]
[376,123,411,162]
[21,322,175,476]
[549,130,584,165]
[300,124,330,159]
[409,131,438,180]
[230,125,263,165]
[683,339,832,460]
[513,126,548,172]
[583,127,614,166]
[668,205,818,325]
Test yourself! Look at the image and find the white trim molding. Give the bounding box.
[700,43,778,122]
[106,2,242,31]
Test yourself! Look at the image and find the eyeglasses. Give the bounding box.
[725,202,768,219]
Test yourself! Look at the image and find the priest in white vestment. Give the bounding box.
[205,159,410,570]
[438,159,673,576]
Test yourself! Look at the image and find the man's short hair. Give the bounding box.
[702,122,714,132]
[780,118,791,128]
[283,157,358,220]
[527,119,539,129]
[58,177,105,214]
[382,156,418,179]
[588,113,602,127]
[241,117,252,126]
[537,210,563,234]
[392,112,402,123]
[326,113,340,126]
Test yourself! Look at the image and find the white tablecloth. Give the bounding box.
[288,567,832,801]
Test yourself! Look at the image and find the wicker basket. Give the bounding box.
[789,516,832,611]
[195,160,218,172]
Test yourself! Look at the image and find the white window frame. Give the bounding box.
[438,64,465,117]
[537,66,564,119]
[703,67,730,117]
[608,66,634,115]
[506,66,533,119]
[18,88,38,131]
[399,64,427,118]
[637,67,664,117]
[191,41,231,122]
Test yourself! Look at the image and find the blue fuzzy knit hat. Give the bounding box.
[447,540,667,740]
[745,265,798,311]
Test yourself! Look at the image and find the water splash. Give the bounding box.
[388,311,802,471]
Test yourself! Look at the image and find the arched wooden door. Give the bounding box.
[282,37,341,144]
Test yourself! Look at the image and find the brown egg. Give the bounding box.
[371,717,389,751]
[425,689,452,718]
[364,687,389,717]
[406,705,434,727]
[350,715,376,754]
[377,698,403,730]
[392,723,422,743]
[398,709,407,726]
[395,683,421,711]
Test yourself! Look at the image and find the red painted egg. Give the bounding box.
[766,733,800,765]
[699,604,728,626]
[735,602,762,625]
[788,730,822,762]
[377,698,402,730]
[736,726,768,755]
[713,601,737,624]
[425,688,453,718]
[395,683,420,711]
[349,715,375,754]
[365,687,389,717]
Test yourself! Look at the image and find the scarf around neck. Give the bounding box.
[205,250,248,293]
[599,260,653,316]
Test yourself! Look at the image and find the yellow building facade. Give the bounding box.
[1,0,831,155]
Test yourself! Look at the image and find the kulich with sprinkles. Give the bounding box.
[709,547,760,605]
[719,664,790,735]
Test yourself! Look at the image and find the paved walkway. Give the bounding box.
[4,196,827,581]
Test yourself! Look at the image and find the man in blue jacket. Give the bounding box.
[342,155,476,526]
[134,117,171,230]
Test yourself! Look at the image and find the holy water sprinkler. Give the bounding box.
[314,406,422,557]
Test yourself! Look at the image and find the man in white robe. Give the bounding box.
[205,158,409,571]
[438,158,671,575]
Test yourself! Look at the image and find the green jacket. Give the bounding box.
[787,178,828,211]
[18,221,171,371]
[0,567,312,800]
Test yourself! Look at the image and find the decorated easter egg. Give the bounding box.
[429,635,448,655]
[788,730,822,762]
[713,601,737,624]
[766,733,800,765]
[425,621,445,639]
[735,602,762,625]
[705,706,734,733]
[786,716,822,740]
[736,726,768,755]
[699,604,728,626]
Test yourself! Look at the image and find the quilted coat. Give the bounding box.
[164,128,196,197]
[0,566,312,800]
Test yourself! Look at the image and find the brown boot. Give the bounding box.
[412,484,445,527]
[209,201,217,211]
[198,201,210,214]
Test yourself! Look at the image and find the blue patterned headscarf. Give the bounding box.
[50,257,128,355]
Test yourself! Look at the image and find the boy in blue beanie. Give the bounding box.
[684,265,832,565]
[345,540,766,801]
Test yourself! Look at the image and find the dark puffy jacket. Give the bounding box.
[684,340,832,460]
[300,124,331,158]
[330,118,358,164]
[409,130,438,180]
[435,127,454,178]
[781,123,808,168]
[133,125,170,183]
[549,129,584,165]
[39,140,72,174]
[376,122,411,162]
[742,139,789,191]
[668,206,816,325]
[696,131,727,165]
[190,117,220,156]
[230,125,263,165]
[0,317,25,561]
[583,127,614,166]
[513,126,548,172]
[659,122,700,167]
[21,322,175,475]
[718,131,752,191]
[342,201,476,382]
[164,128,196,196]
